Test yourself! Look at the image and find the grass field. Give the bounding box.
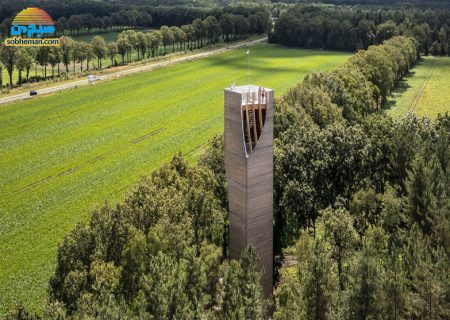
[386,56,450,119]
[0,44,350,313]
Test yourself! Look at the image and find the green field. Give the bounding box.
[0,44,350,313]
[386,56,450,119]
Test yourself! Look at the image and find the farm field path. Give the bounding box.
[386,56,450,119]
[0,43,350,313]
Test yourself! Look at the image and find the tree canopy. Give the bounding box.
[271,4,450,56]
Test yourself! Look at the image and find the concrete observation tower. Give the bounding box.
[224,84,274,297]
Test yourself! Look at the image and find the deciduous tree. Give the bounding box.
[107,42,118,67]
[91,36,107,69]
[0,45,16,87]
[59,36,74,74]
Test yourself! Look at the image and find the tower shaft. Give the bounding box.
[224,85,274,297]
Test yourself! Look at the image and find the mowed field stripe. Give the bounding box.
[409,57,438,113]
[387,56,450,119]
[0,44,351,313]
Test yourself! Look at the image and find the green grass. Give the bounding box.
[386,56,450,119]
[0,44,350,313]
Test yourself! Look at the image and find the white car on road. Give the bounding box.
[87,75,100,82]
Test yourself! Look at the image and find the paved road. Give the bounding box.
[0,37,267,105]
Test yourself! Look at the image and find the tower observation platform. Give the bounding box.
[224,84,274,297]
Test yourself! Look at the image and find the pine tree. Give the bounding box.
[382,245,408,320]
[2,304,37,320]
[405,155,435,235]
[220,260,245,319]
[184,248,208,318]
[239,247,266,320]
[138,252,178,319]
[296,233,338,320]
[403,226,448,319]
[320,207,358,290]
[347,227,386,320]
[274,276,304,320]
[220,247,266,320]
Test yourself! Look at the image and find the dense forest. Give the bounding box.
[272,36,450,318]
[273,0,450,9]
[0,1,270,36]
[271,4,450,55]
[1,0,449,29]
[2,32,449,319]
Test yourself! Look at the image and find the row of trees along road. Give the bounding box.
[3,34,449,318]
[0,12,271,89]
[271,4,450,56]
